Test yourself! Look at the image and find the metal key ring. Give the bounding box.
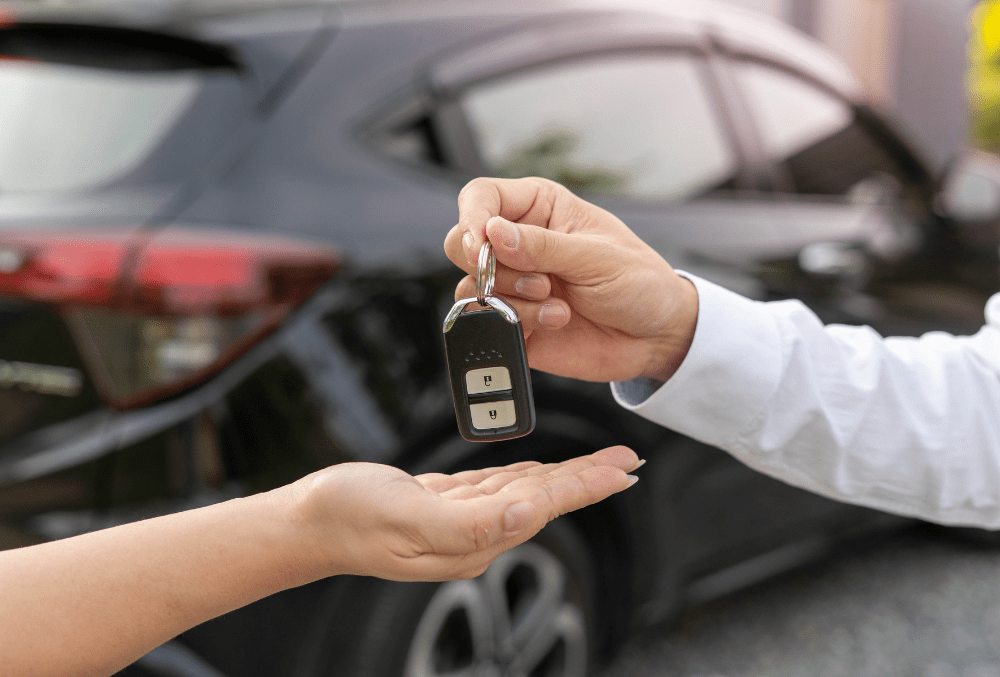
[476,241,496,306]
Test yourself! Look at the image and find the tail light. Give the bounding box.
[0,227,341,408]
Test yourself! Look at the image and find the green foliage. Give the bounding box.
[494,129,629,195]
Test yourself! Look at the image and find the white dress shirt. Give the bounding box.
[613,274,1000,529]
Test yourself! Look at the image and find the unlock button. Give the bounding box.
[469,401,517,430]
[466,367,512,395]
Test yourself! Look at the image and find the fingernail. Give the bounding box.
[462,232,476,262]
[504,502,535,532]
[627,475,639,487]
[515,273,547,298]
[493,218,520,251]
[633,459,647,470]
[538,303,568,328]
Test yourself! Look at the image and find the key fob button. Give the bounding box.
[444,295,535,442]
[469,400,517,430]
[465,366,511,395]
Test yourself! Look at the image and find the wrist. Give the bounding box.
[265,478,348,585]
[644,275,699,382]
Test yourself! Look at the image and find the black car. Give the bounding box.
[0,2,996,676]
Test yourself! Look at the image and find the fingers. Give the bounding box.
[471,446,639,496]
[528,463,633,517]
[444,223,473,273]
[452,265,553,303]
[429,449,638,558]
[454,178,562,264]
[436,461,563,501]
[383,449,642,581]
[454,276,572,331]
[428,447,639,548]
[436,448,640,501]
[447,460,542,485]
[416,461,541,493]
[550,445,642,476]
[416,465,632,580]
[484,216,620,286]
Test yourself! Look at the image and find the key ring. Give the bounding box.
[476,241,496,306]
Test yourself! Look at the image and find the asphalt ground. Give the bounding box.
[600,525,1000,677]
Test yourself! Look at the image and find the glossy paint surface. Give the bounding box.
[0,2,993,676]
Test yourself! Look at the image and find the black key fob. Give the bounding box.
[443,295,535,442]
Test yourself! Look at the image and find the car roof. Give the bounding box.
[0,0,862,99]
[698,1,861,98]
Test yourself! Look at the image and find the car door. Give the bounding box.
[434,37,788,299]
[426,22,867,578]
[724,56,991,336]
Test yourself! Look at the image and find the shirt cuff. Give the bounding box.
[611,273,784,450]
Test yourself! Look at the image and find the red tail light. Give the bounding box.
[0,227,341,408]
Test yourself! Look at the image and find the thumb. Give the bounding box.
[485,216,617,286]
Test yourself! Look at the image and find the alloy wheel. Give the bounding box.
[403,542,588,677]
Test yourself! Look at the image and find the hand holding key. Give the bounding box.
[444,177,699,383]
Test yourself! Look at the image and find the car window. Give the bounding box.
[458,54,738,201]
[732,62,915,197]
[0,62,200,193]
[0,25,243,197]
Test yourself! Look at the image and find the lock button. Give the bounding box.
[469,400,517,430]
[465,366,512,395]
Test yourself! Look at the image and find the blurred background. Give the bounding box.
[0,1,997,677]
[727,0,969,169]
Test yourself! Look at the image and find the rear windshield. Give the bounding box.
[0,25,243,195]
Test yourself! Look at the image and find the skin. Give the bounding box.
[444,176,700,383]
[3,174,689,677]
[0,449,641,677]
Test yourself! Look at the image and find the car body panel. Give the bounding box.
[0,2,992,675]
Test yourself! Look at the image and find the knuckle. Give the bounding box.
[530,176,558,193]
[528,228,557,262]
[459,176,493,203]
[466,515,491,552]
[539,481,560,521]
[543,178,569,204]
[458,178,480,199]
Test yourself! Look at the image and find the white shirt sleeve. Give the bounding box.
[613,274,1000,529]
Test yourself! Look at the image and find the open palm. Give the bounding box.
[291,446,641,581]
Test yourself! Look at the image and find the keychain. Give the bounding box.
[443,241,535,441]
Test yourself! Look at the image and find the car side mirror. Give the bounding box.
[939,151,1000,224]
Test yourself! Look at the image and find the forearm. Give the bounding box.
[0,485,321,677]
[0,451,639,677]
[617,275,1000,528]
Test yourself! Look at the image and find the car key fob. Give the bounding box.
[443,243,535,442]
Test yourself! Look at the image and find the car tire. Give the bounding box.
[317,516,598,677]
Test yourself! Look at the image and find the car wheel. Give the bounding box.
[317,517,597,677]
[404,539,588,677]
